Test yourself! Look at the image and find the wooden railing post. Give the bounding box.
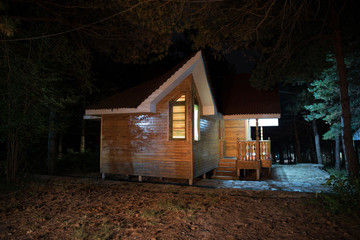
[255,119,260,180]
[268,137,272,174]
[268,137,271,160]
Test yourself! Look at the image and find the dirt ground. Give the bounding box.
[1,176,359,240]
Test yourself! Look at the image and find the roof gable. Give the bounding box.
[86,51,217,116]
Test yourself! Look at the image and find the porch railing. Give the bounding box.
[236,138,272,179]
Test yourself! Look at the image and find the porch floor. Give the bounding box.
[197,164,332,193]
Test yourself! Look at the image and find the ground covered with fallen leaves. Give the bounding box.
[1,176,359,240]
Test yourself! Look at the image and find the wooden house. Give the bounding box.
[85,51,281,184]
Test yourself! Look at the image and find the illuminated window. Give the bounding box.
[176,95,186,102]
[170,95,186,139]
[194,103,200,141]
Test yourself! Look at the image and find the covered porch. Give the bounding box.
[213,117,278,180]
[213,74,281,180]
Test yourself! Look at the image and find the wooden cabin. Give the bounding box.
[85,51,281,184]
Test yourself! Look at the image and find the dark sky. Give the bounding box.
[224,49,260,74]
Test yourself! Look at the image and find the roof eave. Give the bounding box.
[223,113,281,120]
[85,108,143,115]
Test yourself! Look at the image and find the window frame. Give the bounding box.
[169,100,186,140]
[193,102,200,141]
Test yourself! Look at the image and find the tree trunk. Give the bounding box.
[58,134,63,159]
[335,135,341,170]
[279,149,284,164]
[6,131,21,183]
[341,126,349,172]
[309,129,316,163]
[312,119,322,164]
[80,117,85,153]
[293,117,301,163]
[334,29,359,178]
[47,111,58,175]
[5,45,20,183]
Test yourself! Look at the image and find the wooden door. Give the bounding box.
[223,119,246,157]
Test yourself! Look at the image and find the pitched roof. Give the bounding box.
[86,51,217,116]
[87,52,198,110]
[221,74,281,117]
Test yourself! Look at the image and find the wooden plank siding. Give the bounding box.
[101,75,194,179]
[224,119,246,157]
[191,81,220,178]
[192,116,220,178]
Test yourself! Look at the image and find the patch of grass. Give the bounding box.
[158,199,186,211]
[205,192,220,203]
[188,202,203,211]
[72,217,117,240]
[280,206,287,214]
[140,198,202,223]
[73,226,88,240]
[163,187,179,194]
[325,168,347,176]
[141,209,163,219]
[92,222,114,240]
[158,198,202,221]
[186,213,197,222]
[205,192,218,198]
[125,209,135,216]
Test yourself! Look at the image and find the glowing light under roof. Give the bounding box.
[250,118,279,127]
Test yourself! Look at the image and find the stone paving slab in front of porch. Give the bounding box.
[195,164,332,193]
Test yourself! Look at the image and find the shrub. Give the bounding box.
[57,149,99,174]
[319,173,360,215]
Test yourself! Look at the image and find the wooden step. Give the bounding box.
[216,166,236,171]
[214,170,237,176]
[211,175,238,180]
[218,158,236,165]
[218,162,236,167]
[219,158,236,162]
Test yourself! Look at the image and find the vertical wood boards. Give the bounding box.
[192,116,220,178]
[224,119,246,157]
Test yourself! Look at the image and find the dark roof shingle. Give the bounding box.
[221,74,281,115]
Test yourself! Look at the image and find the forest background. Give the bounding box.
[1,0,359,183]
